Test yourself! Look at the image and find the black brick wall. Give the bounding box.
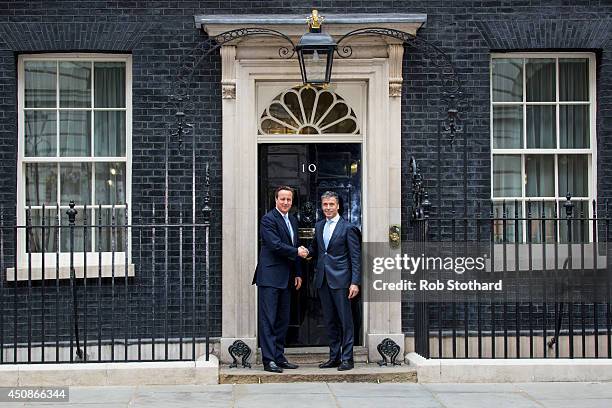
[0,0,609,343]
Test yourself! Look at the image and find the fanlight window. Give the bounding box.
[259,86,359,135]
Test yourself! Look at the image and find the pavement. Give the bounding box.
[3,382,612,407]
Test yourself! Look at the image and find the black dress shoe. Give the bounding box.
[263,362,283,373]
[277,361,299,369]
[319,359,341,369]
[337,360,354,371]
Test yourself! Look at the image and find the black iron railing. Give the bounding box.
[412,195,612,359]
[0,200,211,364]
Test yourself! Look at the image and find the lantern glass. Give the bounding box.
[301,49,328,84]
[296,30,336,85]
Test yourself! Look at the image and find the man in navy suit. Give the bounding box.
[302,191,361,371]
[253,186,305,373]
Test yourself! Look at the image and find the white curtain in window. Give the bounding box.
[527,106,555,148]
[558,155,588,197]
[526,155,554,197]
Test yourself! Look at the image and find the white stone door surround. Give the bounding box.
[196,13,427,363]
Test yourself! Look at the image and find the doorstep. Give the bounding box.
[219,362,417,384]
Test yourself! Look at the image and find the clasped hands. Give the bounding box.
[297,246,309,258]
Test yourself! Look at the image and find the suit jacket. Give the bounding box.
[253,208,302,289]
[308,216,361,289]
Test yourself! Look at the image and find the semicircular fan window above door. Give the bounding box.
[259,85,360,135]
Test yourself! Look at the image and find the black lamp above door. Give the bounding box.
[296,10,337,85]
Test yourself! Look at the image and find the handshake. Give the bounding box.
[297,246,310,258]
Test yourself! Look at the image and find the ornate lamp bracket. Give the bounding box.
[168,27,296,145]
[335,27,465,145]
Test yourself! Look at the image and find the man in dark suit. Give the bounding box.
[302,190,361,371]
[253,186,306,373]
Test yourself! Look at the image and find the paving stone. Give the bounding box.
[335,396,444,408]
[68,387,136,403]
[514,382,612,400]
[234,393,336,408]
[423,383,520,393]
[234,382,330,395]
[434,392,541,408]
[130,391,232,408]
[136,384,232,394]
[25,405,126,408]
[329,382,428,397]
[537,399,612,408]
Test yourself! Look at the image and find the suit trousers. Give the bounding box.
[257,286,291,365]
[318,274,354,362]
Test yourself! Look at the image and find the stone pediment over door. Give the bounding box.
[195,13,427,99]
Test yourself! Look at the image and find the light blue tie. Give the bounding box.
[284,214,294,244]
[323,219,334,249]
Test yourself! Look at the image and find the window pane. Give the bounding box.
[559,58,588,101]
[527,105,555,148]
[59,61,91,108]
[493,106,523,148]
[319,102,349,128]
[25,163,57,206]
[24,61,56,108]
[94,208,126,252]
[268,102,299,129]
[60,111,91,156]
[24,110,56,157]
[60,208,92,252]
[301,87,316,122]
[526,201,556,243]
[560,105,589,148]
[526,59,555,102]
[94,62,126,108]
[493,155,521,197]
[283,92,302,123]
[324,119,358,134]
[493,201,523,243]
[60,163,91,205]
[95,163,126,205]
[492,58,523,102]
[94,111,126,156]
[558,154,588,197]
[260,119,294,135]
[26,208,58,253]
[559,200,589,243]
[526,155,554,197]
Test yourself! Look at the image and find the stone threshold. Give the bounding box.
[219,362,416,384]
[256,346,369,364]
[407,352,612,383]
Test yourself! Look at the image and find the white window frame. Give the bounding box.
[490,52,597,242]
[13,53,133,280]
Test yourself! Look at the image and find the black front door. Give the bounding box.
[258,143,362,347]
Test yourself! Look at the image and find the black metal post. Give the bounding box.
[203,163,212,362]
[67,201,84,361]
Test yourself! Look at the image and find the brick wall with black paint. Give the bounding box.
[0,1,609,347]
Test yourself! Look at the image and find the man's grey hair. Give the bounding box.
[321,191,339,203]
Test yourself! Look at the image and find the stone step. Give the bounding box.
[255,346,369,365]
[219,362,417,384]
